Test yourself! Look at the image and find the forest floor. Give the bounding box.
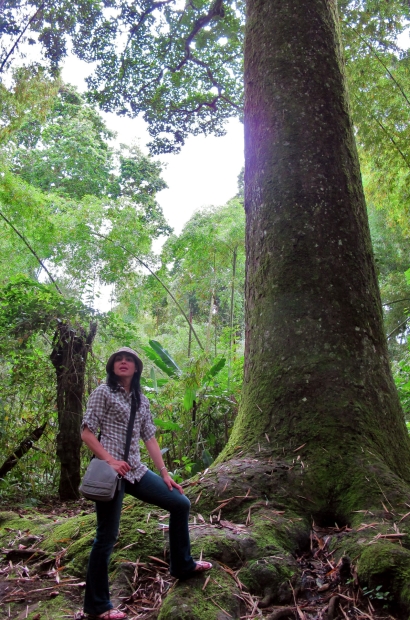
[0,499,400,620]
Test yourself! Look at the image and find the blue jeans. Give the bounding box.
[84,470,196,616]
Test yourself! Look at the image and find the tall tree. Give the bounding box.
[161,1,410,612]
[233,0,410,496]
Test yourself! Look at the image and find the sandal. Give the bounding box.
[193,560,213,572]
[88,610,127,619]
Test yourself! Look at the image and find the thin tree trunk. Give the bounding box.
[228,246,237,391]
[50,321,97,500]
[0,423,47,479]
[188,304,193,358]
[206,289,215,352]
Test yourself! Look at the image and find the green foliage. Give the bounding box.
[133,199,245,360]
[0,88,170,293]
[148,340,181,377]
[362,584,392,602]
[11,85,115,199]
[0,66,60,145]
[4,0,410,155]
[0,275,87,344]
[140,339,242,480]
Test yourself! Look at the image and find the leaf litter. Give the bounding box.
[0,502,402,619]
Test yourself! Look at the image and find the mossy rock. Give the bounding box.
[38,511,96,576]
[111,499,169,566]
[0,510,51,542]
[38,497,169,577]
[357,541,410,606]
[158,564,243,620]
[239,554,298,598]
[0,510,56,554]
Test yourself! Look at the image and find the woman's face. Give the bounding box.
[113,353,136,381]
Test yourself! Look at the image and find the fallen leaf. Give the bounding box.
[147,556,169,566]
[202,575,211,591]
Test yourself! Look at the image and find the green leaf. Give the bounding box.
[150,367,158,393]
[202,357,226,385]
[153,418,181,431]
[141,345,177,378]
[149,340,181,376]
[183,387,196,411]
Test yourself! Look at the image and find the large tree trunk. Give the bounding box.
[157,1,410,617]
[223,0,410,518]
[50,321,97,500]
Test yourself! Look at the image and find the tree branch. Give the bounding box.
[347,25,410,110]
[0,2,45,73]
[383,298,410,307]
[0,423,47,479]
[0,209,63,295]
[387,317,409,339]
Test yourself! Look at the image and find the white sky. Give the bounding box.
[61,56,244,236]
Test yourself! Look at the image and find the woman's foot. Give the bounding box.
[193,560,213,572]
[88,610,127,619]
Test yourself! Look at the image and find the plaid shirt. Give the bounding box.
[82,383,156,483]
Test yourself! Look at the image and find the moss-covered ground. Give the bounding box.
[2,455,410,618]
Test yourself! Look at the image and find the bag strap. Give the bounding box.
[123,392,137,462]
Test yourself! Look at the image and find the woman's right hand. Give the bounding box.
[106,458,131,477]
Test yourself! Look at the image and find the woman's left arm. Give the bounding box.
[144,437,184,494]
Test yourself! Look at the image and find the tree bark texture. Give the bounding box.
[221,0,410,522]
[50,321,97,500]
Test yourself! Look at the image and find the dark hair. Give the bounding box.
[106,369,142,409]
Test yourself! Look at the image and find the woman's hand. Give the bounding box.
[106,458,131,477]
[162,471,184,494]
[144,437,184,493]
[82,426,130,476]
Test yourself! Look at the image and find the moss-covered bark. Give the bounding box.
[51,321,97,501]
[215,0,410,519]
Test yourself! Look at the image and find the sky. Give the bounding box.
[61,56,244,237]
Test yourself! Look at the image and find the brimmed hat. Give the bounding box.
[106,347,143,375]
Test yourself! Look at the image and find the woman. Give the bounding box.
[81,346,212,620]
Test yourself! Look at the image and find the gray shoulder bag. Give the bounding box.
[79,393,137,502]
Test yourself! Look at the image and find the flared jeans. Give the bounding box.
[84,470,196,616]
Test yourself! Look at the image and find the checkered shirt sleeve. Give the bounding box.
[82,383,156,482]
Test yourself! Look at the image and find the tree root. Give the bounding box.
[266,607,295,620]
[327,595,339,620]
